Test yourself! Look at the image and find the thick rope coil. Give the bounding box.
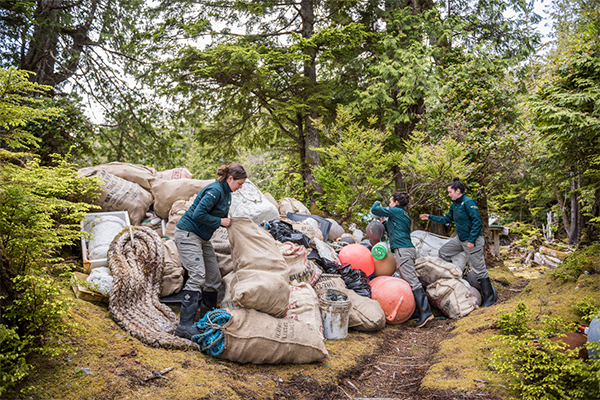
[191,309,231,356]
[108,226,198,350]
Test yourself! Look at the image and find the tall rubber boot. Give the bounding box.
[199,290,218,319]
[174,290,201,339]
[478,277,497,307]
[412,287,434,328]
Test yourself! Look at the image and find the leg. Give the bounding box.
[173,228,204,338]
[395,248,433,328]
[438,236,464,263]
[463,236,496,307]
[199,240,221,318]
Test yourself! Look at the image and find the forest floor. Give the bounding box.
[5,247,598,400]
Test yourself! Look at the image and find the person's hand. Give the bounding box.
[419,214,429,220]
[221,218,231,227]
[379,217,386,223]
[467,242,474,250]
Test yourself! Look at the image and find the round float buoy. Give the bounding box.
[369,276,415,324]
[374,251,397,277]
[338,243,374,276]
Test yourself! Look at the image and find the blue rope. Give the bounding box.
[191,309,231,356]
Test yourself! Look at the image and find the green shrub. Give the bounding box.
[551,243,600,282]
[490,303,600,400]
[573,296,600,324]
[0,154,99,395]
[496,301,531,337]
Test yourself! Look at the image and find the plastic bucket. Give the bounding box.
[319,290,351,339]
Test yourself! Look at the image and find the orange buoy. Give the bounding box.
[369,276,415,324]
[374,251,397,277]
[338,243,375,277]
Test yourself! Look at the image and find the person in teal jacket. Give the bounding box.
[173,163,247,339]
[419,178,496,307]
[371,192,433,328]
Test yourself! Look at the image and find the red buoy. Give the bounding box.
[338,243,375,277]
[369,276,415,324]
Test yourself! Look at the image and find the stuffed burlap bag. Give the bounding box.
[415,256,463,286]
[150,178,214,219]
[78,162,157,191]
[286,282,323,337]
[218,308,328,364]
[278,242,321,286]
[228,217,290,317]
[426,278,476,319]
[160,240,184,297]
[313,274,385,332]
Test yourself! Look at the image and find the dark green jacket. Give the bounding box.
[370,202,414,250]
[429,194,482,244]
[176,180,232,241]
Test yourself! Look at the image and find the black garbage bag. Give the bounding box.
[266,219,311,248]
[321,260,371,298]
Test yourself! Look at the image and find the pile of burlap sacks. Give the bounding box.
[78,162,386,364]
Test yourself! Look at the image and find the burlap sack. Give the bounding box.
[230,179,279,224]
[264,192,279,208]
[278,242,322,285]
[313,238,341,264]
[81,169,153,226]
[164,194,196,239]
[155,167,192,180]
[314,275,386,332]
[218,308,328,364]
[150,178,214,219]
[286,282,323,337]
[292,222,324,242]
[78,162,157,192]
[228,217,290,317]
[415,256,463,285]
[278,197,310,216]
[426,278,476,319]
[220,272,235,303]
[161,240,184,297]
[211,227,233,276]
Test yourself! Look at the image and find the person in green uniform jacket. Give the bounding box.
[419,178,496,307]
[173,163,247,339]
[371,192,434,328]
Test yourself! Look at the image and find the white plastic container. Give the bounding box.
[319,291,351,339]
[81,211,130,273]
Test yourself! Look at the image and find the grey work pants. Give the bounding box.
[438,235,488,280]
[393,247,421,290]
[174,227,221,292]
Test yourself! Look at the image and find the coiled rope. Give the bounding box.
[191,309,231,356]
[108,226,198,350]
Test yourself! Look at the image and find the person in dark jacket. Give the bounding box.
[371,192,433,328]
[173,163,247,339]
[419,178,496,307]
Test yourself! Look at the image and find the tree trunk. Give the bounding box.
[300,0,322,200]
[476,188,497,264]
[568,175,580,245]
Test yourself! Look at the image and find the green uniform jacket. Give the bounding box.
[370,202,414,250]
[176,180,232,241]
[429,194,482,244]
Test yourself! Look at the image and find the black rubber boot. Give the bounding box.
[199,290,218,319]
[412,287,434,328]
[478,277,497,307]
[174,290,202,339]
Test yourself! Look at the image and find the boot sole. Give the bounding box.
[415,314,434,328]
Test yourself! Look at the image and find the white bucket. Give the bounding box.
[319,290,351,339]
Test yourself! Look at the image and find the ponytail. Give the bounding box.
[216,162,248,181]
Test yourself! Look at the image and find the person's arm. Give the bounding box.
[428,205,454,225]
[466,199,482,244]
[191,188,223,230]
[370,201,395,218]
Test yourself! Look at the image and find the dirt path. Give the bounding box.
[270,277,530,400]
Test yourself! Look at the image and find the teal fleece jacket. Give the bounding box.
[370,201,414,250]
[428,194,482,244]
[176,180,232,241]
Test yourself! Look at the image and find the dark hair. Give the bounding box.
[216,162,247,181]
[391,192,409,208]
[447,177,466,193]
